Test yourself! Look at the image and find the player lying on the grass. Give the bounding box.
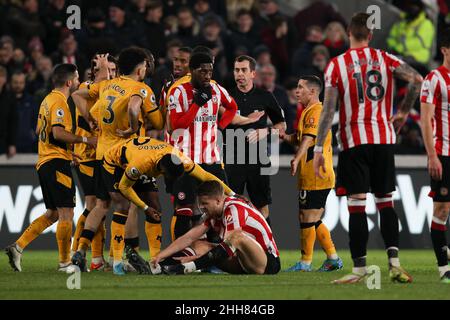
[5,64,97,272]
[281,75,342,272]
[150,180,280,275]
[419,27,450,283]
[71,136,235,274]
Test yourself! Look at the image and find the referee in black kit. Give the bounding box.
[225,55,286,224]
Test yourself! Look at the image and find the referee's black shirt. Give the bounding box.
[224,85,285,165]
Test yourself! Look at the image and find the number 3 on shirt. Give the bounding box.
[103,96,116,124]
[352,70,385,103]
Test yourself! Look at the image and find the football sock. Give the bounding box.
[348,198,369,267]
[111,212,127,263]
[71,209,89,254]
[17,214,53,250]
[78,229,95,254]
[56,220,72,263]
[172,208,193,240]
[315,220,338,259]
[300,222,315,264]
[91,221,105,259]
[145,215,162,258]
[191,241,235,271]
[124,237,140,251]
[431,216,449,277]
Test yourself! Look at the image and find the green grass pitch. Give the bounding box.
[0,249,448,300]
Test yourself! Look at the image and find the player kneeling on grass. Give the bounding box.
[150,180,280,275]
[281,76,342,272]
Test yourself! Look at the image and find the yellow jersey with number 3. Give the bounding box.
[88,76,156,160]
[36,90,73,170]
[296,102,335,190]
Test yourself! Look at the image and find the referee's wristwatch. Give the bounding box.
[313,145,323,153]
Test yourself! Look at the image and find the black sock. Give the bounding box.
[193,242,233,270]
[124,237,139,250]
[349,212,369,261]
[82,208,90,217]
[379,207,399,250]
[431,223,448,267]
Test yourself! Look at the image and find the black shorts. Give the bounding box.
[336,144,396,196]
[429,155,450,202]
[172,163,227,206]
[264,252,281,275]
[299,189,330,210]
[101,166,158,195]
[225,164,272,208]
[94,160,110,201]
[75,160,96,196]
[37,158,76,210]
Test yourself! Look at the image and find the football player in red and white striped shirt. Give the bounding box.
[166,52,237,240]
[420,28,450,283]
[151,180,280,275]
[313,13,423,284]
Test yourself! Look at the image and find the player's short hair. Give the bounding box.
[192,45,213,58]
[179,46,193,55]
[299,75,323,93]
[189,52,213,70]
[235,55,257,71]
[440,27,450,48]
[117,47,149,76]
[348,12,372,41]
[197,180,224,198]
[52,63,77,87]
[159,154,185,178]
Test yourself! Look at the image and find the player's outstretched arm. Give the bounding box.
[52,126,97,146]
[188,164,235,196]
[151,224,209,266]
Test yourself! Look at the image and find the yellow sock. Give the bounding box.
[111,212,127,263]
[170,215,177,242]
[315,221,338,259]
[145,220,162,258]
[56,220,72,263]
[71,213,87,253]
[91,222,105,259]
[17,214,53,250]
[300,223,316,263]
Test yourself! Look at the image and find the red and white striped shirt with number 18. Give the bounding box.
[324,46,404,151]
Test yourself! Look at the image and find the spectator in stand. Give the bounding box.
[28,38,45,67]
[77,7,117,59]
[197,16,230,82]
[294,0,347,43]
[10,71,38,153]
[0,66,17,158]
[144,1,167,66]
[51,33,88,76]
[323,21,348,58]
[226,0,257,24]
[106,0,148,50]
[261,15,290,80]
[258,64,289,117]
[230,9,262,57]
[253,44,272,66]
[28,56,53,99]
[291,25,323,77]
[387,0,435,73]
[163,0,191,17]
[174,6,200,47]
[42,0,68,54]
[3,0,46,50]
[193,0,226,27]
[129,0,148,25]
[258,0,298,55]
[0,39,15,76]
[294,45,330,85]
